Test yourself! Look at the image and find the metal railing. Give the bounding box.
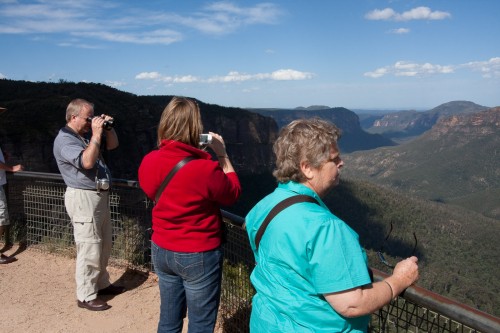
[4,171,500,333]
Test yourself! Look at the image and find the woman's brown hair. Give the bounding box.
[157,97,203,147]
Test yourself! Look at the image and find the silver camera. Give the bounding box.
[199,134,213,146]
[96,177,110,191]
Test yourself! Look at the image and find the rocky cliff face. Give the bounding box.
[345,107,500,179]
[248,107,395,153]
[0,80,278,179]
[425,107,500,143]
[370,101,489,137]
[342,107,500,218]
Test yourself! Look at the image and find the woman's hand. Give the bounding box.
[393,256,419,285]
[207,132,236,174]
[207,132,227,157]
[388,256,419,295]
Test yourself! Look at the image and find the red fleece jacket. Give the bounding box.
[138,140,241,252]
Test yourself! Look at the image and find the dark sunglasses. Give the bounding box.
[377,223,417,269]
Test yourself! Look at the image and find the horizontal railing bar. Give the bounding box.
[12,170,63,181]
[12,171,140,188]
[222,209,245,228]
[12,172,249,226]
[372,268,500,333]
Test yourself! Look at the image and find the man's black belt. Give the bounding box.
[77,187,110,192]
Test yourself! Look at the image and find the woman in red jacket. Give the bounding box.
[138,97,241,333]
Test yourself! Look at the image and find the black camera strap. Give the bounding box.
[154,156,196,205]
[254,195,319,251]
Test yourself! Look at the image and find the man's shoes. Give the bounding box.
[0,243,13,253]
[0,254,16,264]
[77,299,111,311]
[98,284,126,295]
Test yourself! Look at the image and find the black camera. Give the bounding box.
[86,116,114,130]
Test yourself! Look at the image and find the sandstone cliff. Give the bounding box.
[0,80,278,179]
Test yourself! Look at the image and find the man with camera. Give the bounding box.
[53,98,124,311]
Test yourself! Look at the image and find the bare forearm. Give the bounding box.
[216,155,236,174]
[0,162,23,172]
[105,129,119,150]
[209,132,235,174]
[325,257,419,318]
[0,162,11,171]
[81,136,101,169]
[325,281,394,317]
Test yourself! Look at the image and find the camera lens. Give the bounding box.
[96,178,110,191]
[100,179,110,190]
[103,119,114,130]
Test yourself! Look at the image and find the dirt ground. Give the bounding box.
[0,243,195,333]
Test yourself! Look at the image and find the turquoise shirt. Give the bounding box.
[246,182,371,332]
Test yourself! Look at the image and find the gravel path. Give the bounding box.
[1,245,166,332]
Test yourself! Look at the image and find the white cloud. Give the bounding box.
[0,73,7,79]
[0,1,102,33]
[364,61,454,78]
[365,6,451,21]
[207,69,314,82]
[364,67,388,79]
[0,1,283,45]
[152,2,283,36]
[135,69,314,84]
[74,29,182,45]
[203,2,282,25]
[461,57,500,78]
[364,58,500,79]
[136,72,162,80]
[208,71,255,83]
[390,28,410,34]
[365,8,396,20]
[172,75,200,83]
[271,69,314,80]
[400,7,450,21]
[105,80,126,88]
[57,42,103,49]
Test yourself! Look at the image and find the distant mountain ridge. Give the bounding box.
[247,107,395,153]
[364,101,489,141]
[294,105,331,110]
[343,107,500,219]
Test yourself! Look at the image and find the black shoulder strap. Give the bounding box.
[255,195,319,251]
[155,156,196,204]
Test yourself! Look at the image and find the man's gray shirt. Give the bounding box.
[53,127,111,190]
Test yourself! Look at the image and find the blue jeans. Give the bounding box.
[151,241,223,333]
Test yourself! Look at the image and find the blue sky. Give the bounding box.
[1,0,499,110]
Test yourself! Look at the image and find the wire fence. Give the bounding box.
[4,172,500,333]
[21,176,152,268]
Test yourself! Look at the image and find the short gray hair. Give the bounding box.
[66,98,94,122]
[272,118,341,183]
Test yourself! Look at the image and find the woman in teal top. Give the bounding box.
[245,118,419,332]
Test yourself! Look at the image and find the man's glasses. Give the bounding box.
[377,223,417,269]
